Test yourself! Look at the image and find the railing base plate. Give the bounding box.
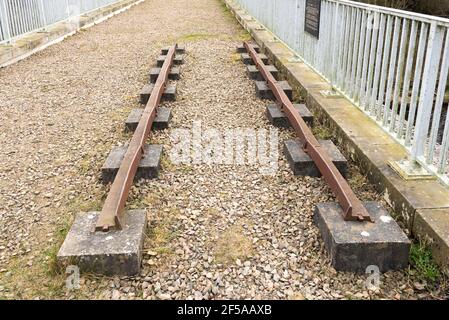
[388,159,436,181]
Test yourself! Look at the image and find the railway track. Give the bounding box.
[243,41,372,223]
[96,44,179,231]
[58,41,410,276]
[96,40,371,234]
[238,41,409,273]
[97,40,371,232]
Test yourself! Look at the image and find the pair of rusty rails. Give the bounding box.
[95,44,178,231]
[94,40,370,231]
[244,42,373,223]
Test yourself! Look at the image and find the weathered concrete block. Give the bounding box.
[156,54,184,67]
[241,53,269,65]
[124,108,144,132]
[149,66,181,83]
[255,80,293,101]
[57,210,147,276]
[162,83,177,101]
[266,104,313,128]
[314,202,410,273]
[236,43,260,53]
[284,139,347,177]
[140,83,177,104]
[247,64,279,80]
[161,45,186,55]
[125,107,172,131]
[152,107,172,130]
[101,144,163,183]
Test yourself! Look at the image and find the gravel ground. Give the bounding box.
[0,0,447,300]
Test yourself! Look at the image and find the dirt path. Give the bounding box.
[0,0,445,300]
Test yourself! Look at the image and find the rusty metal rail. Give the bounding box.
[95,44,177,231]
[244,41,373,223]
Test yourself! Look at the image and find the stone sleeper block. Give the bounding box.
[247,64,279,80]
[283,139,347,177]
[140,83,177,104]
[236,43,260,53]
[125,107,172,131]
[266,104,313,127]
[156,54,184,67]
[101,144,163,183]
[161,46,186,55]
[152,107,172,130]
[314,202,410,273]
[149,66,180,83]
[57,210,147,276]
[125,108,143,131]
[255,80,293,101]
[241,53,269,65]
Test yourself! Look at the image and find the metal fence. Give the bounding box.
[0,0,124,43]
[236,0,449,184]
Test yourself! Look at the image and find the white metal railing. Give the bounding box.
[236,0,449,184]
[0,0,124,44]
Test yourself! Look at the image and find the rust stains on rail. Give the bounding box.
[244,41,372,223]
[95,44,178,231]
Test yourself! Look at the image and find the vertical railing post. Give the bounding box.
[411,23,444,161]
[331,3,340,83]
[38,0,47,30]
[65,0,70,19]
[294,0,299,52]
[0,0,12,43]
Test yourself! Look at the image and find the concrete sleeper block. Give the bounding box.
[125,108,143,131]
[152,107,172,130]
[57,210,147,276]
[236,43,260,53]
[140,83,177,104]
[255,80,293,101]
[149,66,181,83]
[241,53,269,65]
[125,107,172,132]
[247,64,279,80]
[266,104,313,128]
[156,54,184,67]
[314,202,410,273]
[283,139,347,177]
[161,45,186,55]
[101,144,163,183]
[163,83,177,101]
